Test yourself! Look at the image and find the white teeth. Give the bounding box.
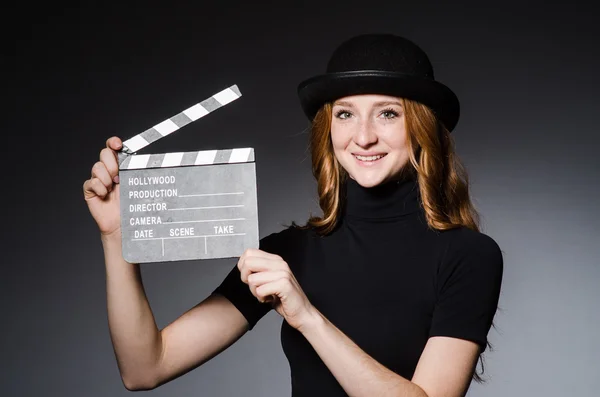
[354,154,384,161]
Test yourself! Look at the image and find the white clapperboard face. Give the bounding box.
[117,85,259,263]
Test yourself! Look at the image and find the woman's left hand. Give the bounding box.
[238,248,317,331]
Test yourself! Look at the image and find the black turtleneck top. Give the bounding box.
[212,176,503,396]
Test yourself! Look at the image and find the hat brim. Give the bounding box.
[297,71,460,132]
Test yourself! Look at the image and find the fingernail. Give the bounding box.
[113,175,120,184]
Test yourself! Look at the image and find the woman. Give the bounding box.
[83,34,503,397]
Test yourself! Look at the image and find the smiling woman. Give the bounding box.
[83,33,502,397]
[330,95,410,188]
[213,34,502,397]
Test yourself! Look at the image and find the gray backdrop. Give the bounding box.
[5,1,599,396]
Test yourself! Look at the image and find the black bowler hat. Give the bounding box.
[297,34,460,132]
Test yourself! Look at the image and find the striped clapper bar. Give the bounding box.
[117,85,259,263]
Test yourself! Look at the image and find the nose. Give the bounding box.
[353,119,378,148]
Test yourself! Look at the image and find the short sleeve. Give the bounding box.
[429,230,504,352]
[211,228,296,330]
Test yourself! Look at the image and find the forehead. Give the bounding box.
[332,94,403,107]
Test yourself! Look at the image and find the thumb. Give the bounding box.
[106,136,123,151]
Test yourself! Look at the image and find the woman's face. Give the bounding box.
[330,94,409,188]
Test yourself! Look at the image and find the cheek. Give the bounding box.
[330,125,349,151]
[381,123,408,150]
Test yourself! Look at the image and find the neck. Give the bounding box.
[342,174,421,221]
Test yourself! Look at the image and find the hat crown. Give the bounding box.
[297,33,460,131]
[326,34,434,79]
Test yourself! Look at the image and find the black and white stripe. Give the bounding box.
[119,148,255,170]
[121,85,242,154]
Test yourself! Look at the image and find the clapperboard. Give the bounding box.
[117,85,259,263]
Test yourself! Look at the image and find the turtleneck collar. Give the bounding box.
[342,174,421,221]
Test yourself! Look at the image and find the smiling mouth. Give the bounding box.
[353,154,387,162]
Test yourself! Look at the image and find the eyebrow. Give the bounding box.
[332,100,403,108]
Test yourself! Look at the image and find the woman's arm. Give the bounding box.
[84,137,250,391]
[299,307,479,397]
[102,232,250,390]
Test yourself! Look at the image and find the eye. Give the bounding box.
[380,108,400,119]
[334,109,352,120]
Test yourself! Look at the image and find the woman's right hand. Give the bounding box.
[83,136,123,236]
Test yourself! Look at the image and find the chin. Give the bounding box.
[348,171,390,188]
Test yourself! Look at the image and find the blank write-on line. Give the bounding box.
[168,205,245,211]
[163,217,246,225]
[178,192,245,198]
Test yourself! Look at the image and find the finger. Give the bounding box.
[240,248,283,268]
[84,177,108,199]
[100,147,119,182]
[238,248,285,271]
[255,279,290,303]
[248,270,289,288]
[238,255,285,284]
[91,161,113,191]
[238,254,267,284]
[247,270,289,302]
[83,179,93,198]
[106,136,123,151]
[241,248,284,262]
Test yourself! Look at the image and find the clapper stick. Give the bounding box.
[116,84,260,263]
[118,84,242,160]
